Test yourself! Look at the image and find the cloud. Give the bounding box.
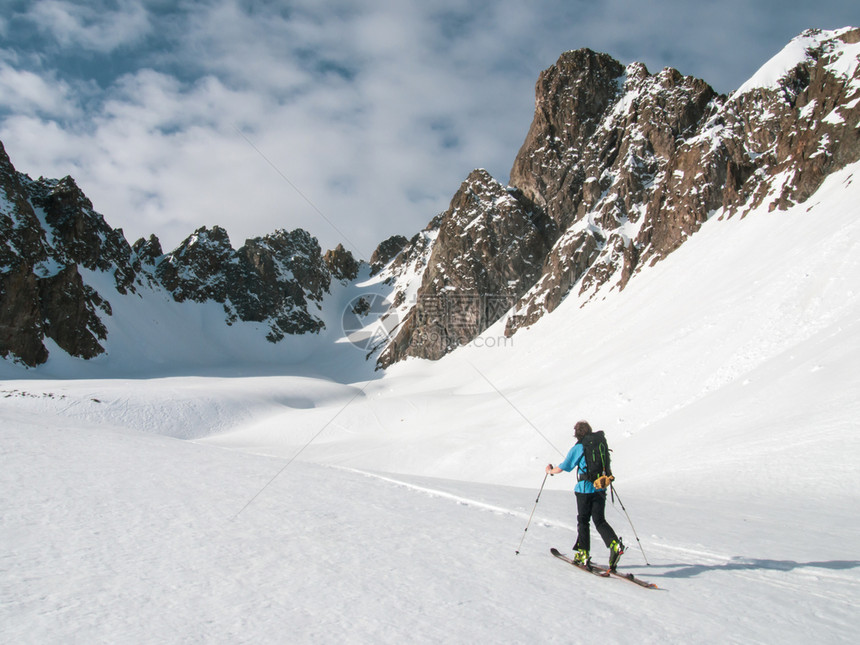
[0,59,79,118]
[1,0,857,260]
[25,0,152,53]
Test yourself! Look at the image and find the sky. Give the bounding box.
[0,1,856,260]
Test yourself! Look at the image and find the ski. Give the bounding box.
[601,566,659,589]
[550,548,610,577]
[551,548,659,589]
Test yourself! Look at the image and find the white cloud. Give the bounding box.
[0,61,79,118]
[1,0,857,260]
[26,0,151,53]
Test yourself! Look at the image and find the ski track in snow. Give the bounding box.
[341,466,860,606]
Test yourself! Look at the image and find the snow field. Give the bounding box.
[2,407,857,644]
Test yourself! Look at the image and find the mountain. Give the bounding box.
[0,143,357,368]
[1,27,858,372]
[378,27,860,365]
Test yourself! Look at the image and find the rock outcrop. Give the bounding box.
[370,235,409,275]
[1,143,115,364]
[324,243,361,282]
[377,169,548,365]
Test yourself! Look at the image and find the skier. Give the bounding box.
[546,420,625,569]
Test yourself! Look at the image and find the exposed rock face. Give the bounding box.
[1,143,113,364]
[28,175,137,293]
[509,48,627,235]
[506,54,721,329]
[369,235,409,275]
[38,264,110,359]
[0,145,47,271]
[157,226,235,303]
[0,263,48,366]
[324,243,360,281]
[0,252,108,367]
[718,28,860,214]
[377,169,548,366]
[132,234,163,268]
[234,229,330,339]
[152,226,331,340]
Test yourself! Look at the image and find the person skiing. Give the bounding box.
[545,420,625,569]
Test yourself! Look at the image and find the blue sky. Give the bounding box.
[0,1,856,259]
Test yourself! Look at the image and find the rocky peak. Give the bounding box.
[2,27,858,371]
[370,235,409,275]
[157,226,234,303]
[156,226,331,340]
[1,149,135,366]
[132,234,164,266]
[324,243,360,282]
[244,228,330,302]
[377,168,548,366]
[506,27,860,336]
[721,27,860,212]
[532,48,625,145]
[27,174,137,293]
[375,28,860,362]
[509,48,625,230]
[0,144,49,272]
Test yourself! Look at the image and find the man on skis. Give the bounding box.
[546,420,625,569]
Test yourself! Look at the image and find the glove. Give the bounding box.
[593,475,615,490]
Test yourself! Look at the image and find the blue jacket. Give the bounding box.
[558,443,597,494]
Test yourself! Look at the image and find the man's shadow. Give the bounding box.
[639,558,860,579]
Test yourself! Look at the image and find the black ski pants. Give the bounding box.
[574,491,618,553]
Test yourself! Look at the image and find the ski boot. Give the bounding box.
[608,538,625,571]
[573,548,591,566]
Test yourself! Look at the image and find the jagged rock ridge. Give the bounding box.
[0,141,355,366]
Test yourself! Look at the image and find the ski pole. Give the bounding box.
[515,471,549,555]
[610,482,650,565]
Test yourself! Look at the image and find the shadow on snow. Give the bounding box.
[641,558,860,579]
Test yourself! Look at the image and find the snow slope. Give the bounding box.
[2,163,860,642]
[734,27,859,96]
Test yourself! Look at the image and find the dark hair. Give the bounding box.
[574,420,593,441]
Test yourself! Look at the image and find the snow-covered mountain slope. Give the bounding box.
[370,27,860,366]
[2,158,858,642]
[735,25,860,96]
[191,159,860,493]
